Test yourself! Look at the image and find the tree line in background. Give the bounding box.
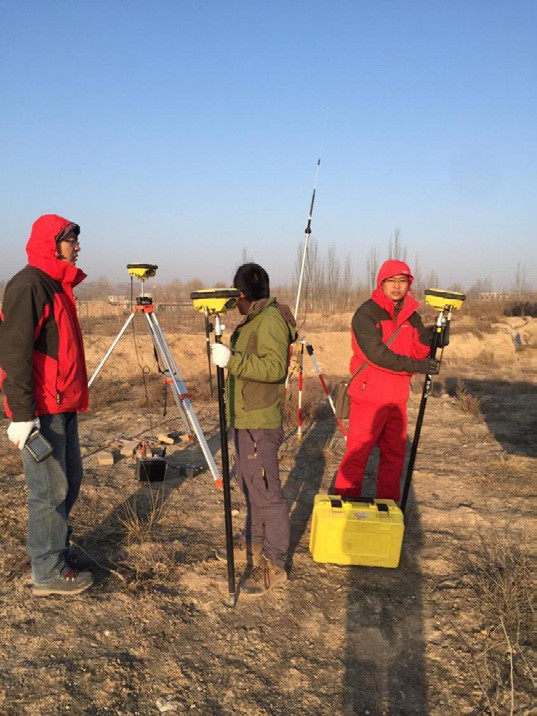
[0,229,533,315]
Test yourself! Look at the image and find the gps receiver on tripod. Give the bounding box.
[87,264,221,488]
[400,288,466,514]
[191,288,241,607]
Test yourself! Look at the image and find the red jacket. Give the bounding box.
[348,260,430,404]
[0,214,89,421]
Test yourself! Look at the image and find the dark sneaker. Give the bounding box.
[215,535,263,565]
[32,568,94,597]
[241,554,287,597]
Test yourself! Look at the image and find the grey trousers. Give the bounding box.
[232,427,290,568]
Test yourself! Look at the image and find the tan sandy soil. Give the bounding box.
[0,315,535,714]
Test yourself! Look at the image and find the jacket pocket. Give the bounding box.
[243,381,279,411]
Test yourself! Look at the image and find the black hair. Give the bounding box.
[233,263,270,302]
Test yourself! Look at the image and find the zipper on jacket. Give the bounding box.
[56,391,61,404]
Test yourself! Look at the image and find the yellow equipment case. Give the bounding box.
[309,495,405,568]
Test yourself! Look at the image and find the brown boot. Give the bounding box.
[215,534,262,566]
[241,554,287,597]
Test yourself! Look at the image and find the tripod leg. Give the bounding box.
[145,312,221,485]
[88,312,136,387]
[305,343,347,437]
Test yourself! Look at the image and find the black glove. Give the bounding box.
[417,358,440,375]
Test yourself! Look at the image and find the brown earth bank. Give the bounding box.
[0,316,535,715]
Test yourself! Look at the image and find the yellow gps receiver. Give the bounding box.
[190,288,241,315]
[127,263,158,280]
[424,288,466,311]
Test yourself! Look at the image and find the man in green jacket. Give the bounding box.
[211,263,297,597]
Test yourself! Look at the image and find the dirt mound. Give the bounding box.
[84,317,537,382]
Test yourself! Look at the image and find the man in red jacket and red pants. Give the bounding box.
[334,259,439,502]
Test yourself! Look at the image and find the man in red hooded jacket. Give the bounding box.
[0,214,93,595]
[334,259,439,502]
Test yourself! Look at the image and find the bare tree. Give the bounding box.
[388,228,407,262]
[468,277,493,298]
[240,247,253,264]
[366,246,379,291]
[512,262,528,296]
[342,255,353,310]
[294,238,323,314]
[326,244,341,313]
[422,269,440,291]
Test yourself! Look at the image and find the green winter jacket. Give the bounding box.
[226,297,297,429]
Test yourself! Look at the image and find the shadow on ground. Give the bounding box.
[445,377,537,457]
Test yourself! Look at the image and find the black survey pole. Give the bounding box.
[214,315,236,606]
[400,314,445,514]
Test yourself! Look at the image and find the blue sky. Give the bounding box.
[1,0,535,291]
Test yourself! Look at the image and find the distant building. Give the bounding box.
[478,291,515,301]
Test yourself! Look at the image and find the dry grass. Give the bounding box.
[119,542,181,591]
[117,485,167,544]
[454,378,483,418]
[454,531,534,714]
[1,448,24,476]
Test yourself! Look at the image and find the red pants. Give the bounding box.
[334,397,408,501]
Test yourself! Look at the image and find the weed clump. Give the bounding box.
[454,378,482,418]
[456,531,534,714]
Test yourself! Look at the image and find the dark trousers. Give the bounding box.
[233,427,289,568]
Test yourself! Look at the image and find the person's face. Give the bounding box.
[57,233,81,265]
[382,274,410,304]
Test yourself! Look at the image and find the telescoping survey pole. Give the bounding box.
[294,157,321,321]
[400,289,466,514]
[191,288,241,607]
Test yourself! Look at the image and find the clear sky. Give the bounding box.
[1,0,535,291]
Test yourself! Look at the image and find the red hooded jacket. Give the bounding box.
[347,259,430,404]
[0,214,89,421]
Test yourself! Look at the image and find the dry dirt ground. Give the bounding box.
[0,314,535,715]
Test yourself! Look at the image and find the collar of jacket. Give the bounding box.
[371,287,420,325]
[238,296,275,325]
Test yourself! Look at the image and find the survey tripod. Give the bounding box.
[290,339,347,438]
[87,264,220,486]
[191,288,242,607]
[400,289,466,514]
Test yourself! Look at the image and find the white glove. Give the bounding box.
[7,418,41,450]
[211,343,231,368]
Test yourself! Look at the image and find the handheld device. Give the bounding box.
[24,429,54,462]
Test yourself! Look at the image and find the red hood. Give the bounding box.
[372,259,418,322]
[26,214,86,287]
[376,259,414,288]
